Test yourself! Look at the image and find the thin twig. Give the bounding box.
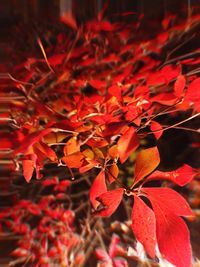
[37,37,55,74]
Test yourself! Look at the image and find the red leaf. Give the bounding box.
[152,92,177,106]
[113,259,127,267]
[185,77,200,112]
[109,234,120,258]
[118,127,139,163]
[86,138,108,148]
[42,177,58,186]
[103,122,127,138]
[35,141,57,162]
[157,32,169,43]
[108,85,122,99]
[134,85,149,99]
[89,170,107,209]
[95,248,110,262]
[48,54,66,67]
[95,188,124,217]
[146,195,192,267]
[15,128,52,155]
[54,180,71,192]
[133,147,160,186]
[146,164,196,186]
[150,121,163,140]
[89,79,107,90]
[131,195,156,258]
[142,187,193,217]
[174,75,186,97]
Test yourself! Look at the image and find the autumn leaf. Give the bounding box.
[42,177,58,186]
[151,92,177,106]
[185,77,200,112]
[95,188,124,217]
[64,137,80,155]
[108,85,122,99]
[142,187,192,267]
[146,164,196,186]
[143,190,192,267]
[108,145,119,159]
[150,121,163,140]
[54,180,71,192]
[102,122,127,138]
[155,213,192,267]
[132,195,156,258]
[107,164,119,183]
[174,75,186,97]
[62,152,84,168]
[132,147,160,186]
[22,154,37,183]
[48,54,66,67]
[89,79,107,90]
[15,128,52,155]
[95,249,110,262]
[143,188,193,217]
[34,142,57,162]
[118,127,139,163]
[89,170,107,209]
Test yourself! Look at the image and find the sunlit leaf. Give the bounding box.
[146,164,196,186]
[118,127,139,163]
[143,188,193,216]
[62,152,84,168]
[95,188,124,216]
[144,189,192,267]
[150,121,163,140]
[133,147,160,185]
[107,164,119,184]
[174,75,186,97]
[89,170,107,209]
[132,195,156,258]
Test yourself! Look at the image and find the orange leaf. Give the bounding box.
[64,137,80,155]
[133,147,160,186]
[82,148,94,160]
[62,152,84,168]
[107,164,119,184]
[22,154,37,183]
[108,145,119,159]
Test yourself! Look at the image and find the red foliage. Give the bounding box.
[2,7,200,267]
